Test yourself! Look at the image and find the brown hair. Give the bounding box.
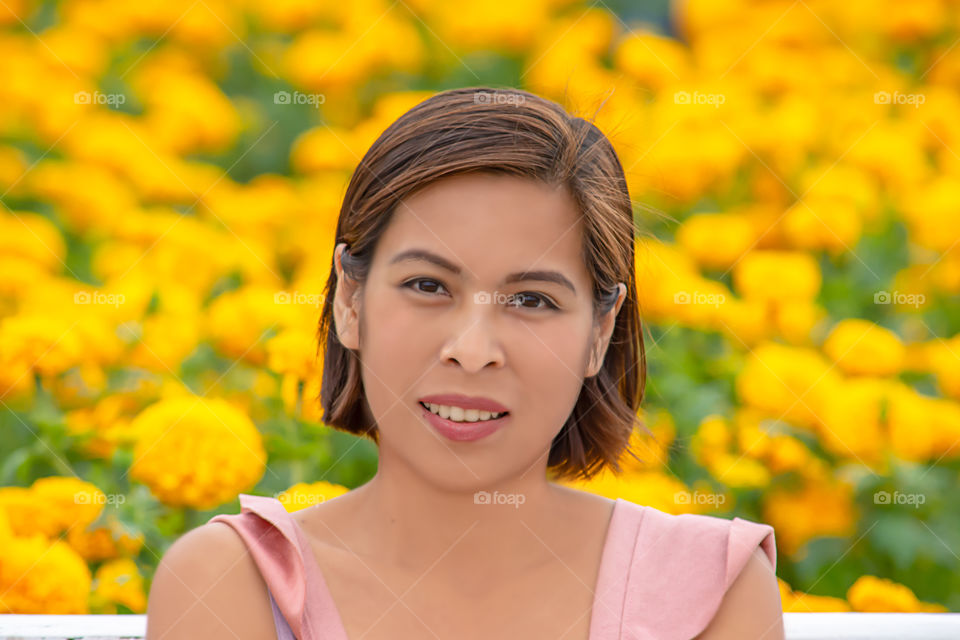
[316,86,647,481]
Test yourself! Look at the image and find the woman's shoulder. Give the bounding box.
[619,499,777,576]
[610,499,779,638]
[146,515,276,639]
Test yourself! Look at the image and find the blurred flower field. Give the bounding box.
[1,0,960,617]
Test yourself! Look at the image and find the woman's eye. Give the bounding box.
[402,279,558,311]
[402,278,449,296]
[506,293,559,311]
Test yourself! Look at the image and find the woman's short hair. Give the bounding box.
[316,86,647,481]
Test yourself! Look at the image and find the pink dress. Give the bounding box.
[208,493,777,640]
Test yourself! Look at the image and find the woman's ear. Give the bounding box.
[333,243,362,351]
[586,283,626,378]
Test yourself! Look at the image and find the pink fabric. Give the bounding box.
[210,494,776,640]
[208,493,349,640]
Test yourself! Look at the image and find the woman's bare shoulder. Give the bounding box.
[145,521,277,640]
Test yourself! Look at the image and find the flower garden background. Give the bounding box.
[1,0,959,617]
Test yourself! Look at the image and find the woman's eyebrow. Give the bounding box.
[389,248,577,294]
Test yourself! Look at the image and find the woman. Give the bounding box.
[146,87,784,639]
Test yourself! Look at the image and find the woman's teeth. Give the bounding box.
[421,402,506,422]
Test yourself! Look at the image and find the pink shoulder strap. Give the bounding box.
[590,500,776,639]
[207,493,349,640]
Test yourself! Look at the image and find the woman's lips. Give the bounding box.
[418,401,510,442]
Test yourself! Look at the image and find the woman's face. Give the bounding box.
[334,172,622,489]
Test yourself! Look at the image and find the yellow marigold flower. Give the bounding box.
[736,342,840,431]
[798,162,880,224]
[67,516,144,562]
[772,300,825,346]
[205,285,303,366]
[65,393,143,458]
[763,435,813,475]
[876,0,945,42]
[733,408,772,458]
[887,385,960,462]
[823,319,905,377]
[819,378,893,465]
[676,212,758,270]
[621,408,674,470]
[670,277,731,329]
[927,334,960,400]
[0,314,85,377]
[734,250,821,302]
[779,576,851,612]
[266,327,320,379]
[245,0,332,32]
[276,481,350,512]
[300,372,324,424]
[691,414,731,467]
[30,476,105,532]
[0,145,27,193]
[614,31,691,90]
[0,534,91,613]
[561,469,699,515]
[762,479,857,555]
[131,396,267,509]
[27,160,138,233]
[0,211,65,272]
[706,452,771,489]
[782,198,862,254]
[786,591,852,612]
[634,237,699,322]
[901,177,960,253]
[138,71,241,154]
[0,478,104,538]
[847,575,947,612]
[90,557,147,614]
[715,297,771,346]
[290,126,359,173]
[427,0,552,52]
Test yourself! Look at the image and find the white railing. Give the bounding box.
[0,613,959,638]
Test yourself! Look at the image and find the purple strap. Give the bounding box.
[268,587,298,640]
